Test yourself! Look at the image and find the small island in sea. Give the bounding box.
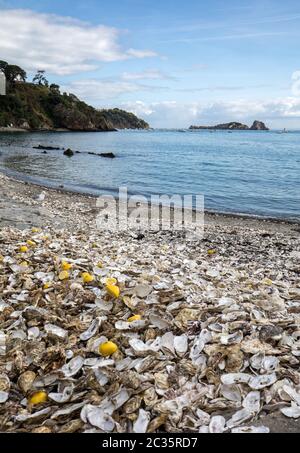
[189,120,269,131]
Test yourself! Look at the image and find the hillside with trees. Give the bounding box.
[0,61,149,131]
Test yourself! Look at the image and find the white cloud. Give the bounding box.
[122,69,174,81]
[62,79,166,101]
[0,9,158,75]
[126,48,158,58]
[120,98,300,128]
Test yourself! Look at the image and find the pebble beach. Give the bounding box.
[0,172,300,433]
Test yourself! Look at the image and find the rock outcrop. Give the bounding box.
[250,120,269,130]
[189,120,269,131]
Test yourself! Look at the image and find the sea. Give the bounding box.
[0,129,299,221]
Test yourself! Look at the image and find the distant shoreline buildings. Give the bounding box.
[0,71,6,95]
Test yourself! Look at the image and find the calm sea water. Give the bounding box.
[0,129,299,220]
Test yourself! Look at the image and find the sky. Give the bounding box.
[0,0,300,128]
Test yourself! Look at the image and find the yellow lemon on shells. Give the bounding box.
[128,315,141,323]
[99,341,118,357]
[29,391,48,406]
[82,272,94,284]
[106,284,120,298]
[19,246,28,253]
[208,249,216,255]
[62,261,72,271]
[27,240,36,247]
[59,271,69,281]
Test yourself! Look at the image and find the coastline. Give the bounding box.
[0,169,299,232]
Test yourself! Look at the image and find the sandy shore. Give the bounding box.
[0,172,299,433]
[1,172,299,234]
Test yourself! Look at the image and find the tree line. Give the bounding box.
[0,60,60,93]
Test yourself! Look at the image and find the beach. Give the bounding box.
[0,171,299,433]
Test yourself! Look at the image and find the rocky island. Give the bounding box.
[0,61,149,132]
[189,120,269,131]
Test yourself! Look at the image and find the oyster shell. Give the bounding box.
[133,409,151,433]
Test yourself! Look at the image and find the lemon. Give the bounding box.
[20,261,28,267]
[208,249,216,255]
[27,240,36,247]
[29,391,48,406]
[62,261,72,271]
[82,272,94,284]
[19,246,28,253]
[106,284,120,298]
[59,271,69,280]
[99,341,118,357]
[128,315,141,323]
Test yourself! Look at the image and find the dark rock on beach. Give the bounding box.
[100,152,116,159]
[33,145,63,150]
[63,148,74,157]
[87,151,116,158]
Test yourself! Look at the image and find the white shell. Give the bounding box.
[81,405,115,431]
[160,332,175,355]
[0,391,9,403]
[281,385,300,406]
[226,408,253,429]
[242,391,261,413]
[209,416,226,433]
[196,409,210,426]
[133,409,151,433]
[80,319,99,341]
[44,323,68,341]
[49,385,74,403]
[0,331,6,356]
[115,320,146,331]
[52,402,85,419]
[149,314,170,329]
[221,373,251,385]
[61,356,84,377]
[281,404,300,419]
[248,373,277,390]
[15,408,51,422]
[220,384,242,403]
[174,335,188,357]
[134,284,152,298]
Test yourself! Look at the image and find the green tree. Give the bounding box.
[0,60,8,73]
[5,65,27,83]
[33,70,49,86]
[50,84,60,94]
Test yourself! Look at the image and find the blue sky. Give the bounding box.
[1,0,300,127]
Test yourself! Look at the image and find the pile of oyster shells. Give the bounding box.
[0,224,299,433]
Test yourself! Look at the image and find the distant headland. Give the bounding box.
[189,120,269,131]
[0,60,149,132]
